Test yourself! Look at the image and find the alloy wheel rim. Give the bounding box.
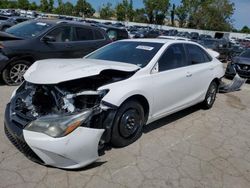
[9,64,29,84]
[207,85,217,105]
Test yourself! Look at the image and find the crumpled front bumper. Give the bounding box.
[4,103,105,169]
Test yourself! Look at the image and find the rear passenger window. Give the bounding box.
[94,30,104,40]
[186,44,212,64]
[75,27,94,41]
[158,44,187,72]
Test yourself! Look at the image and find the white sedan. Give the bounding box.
[4,39,224,169]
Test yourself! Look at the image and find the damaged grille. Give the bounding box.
[4,125,44,164]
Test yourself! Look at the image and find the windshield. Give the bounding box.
[86,41,163,67]
[6,21,52,39]
[240,49,250,58]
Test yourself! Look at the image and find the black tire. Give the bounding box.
[202,81,218,109]
[2,60,31,86]
[111,100,145,147]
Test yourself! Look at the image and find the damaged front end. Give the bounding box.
[5,70,134,169]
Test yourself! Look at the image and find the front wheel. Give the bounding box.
[202,81,218,109]
[111,100,145,147]
[2,60,31,86]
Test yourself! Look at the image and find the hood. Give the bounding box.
[233,57,250,66]
[0,31,23,41]
[24,58,140,84]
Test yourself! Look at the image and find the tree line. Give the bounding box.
[0,0,248,33]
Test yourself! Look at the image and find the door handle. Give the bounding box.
[186,72,192,77]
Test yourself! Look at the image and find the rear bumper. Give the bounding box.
[4,103,105,169]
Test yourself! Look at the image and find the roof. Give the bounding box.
[121,38,197,45]
[158,36,191,41]
[30,19,94,27]
[97,23,127,31]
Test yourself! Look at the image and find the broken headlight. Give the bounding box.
[25,110,92,138]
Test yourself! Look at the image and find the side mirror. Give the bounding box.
[42,35,56,43]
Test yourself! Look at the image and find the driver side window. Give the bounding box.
[46,27,72,42]
[158,44,187,72]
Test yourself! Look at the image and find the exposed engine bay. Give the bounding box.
[11,69,135,130]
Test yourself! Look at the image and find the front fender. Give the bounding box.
[99,75,153,114]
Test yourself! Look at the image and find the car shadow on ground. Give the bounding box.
[84,104,202,171]
[143,104,201,134]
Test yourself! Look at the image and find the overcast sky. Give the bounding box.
[32,0,249,29]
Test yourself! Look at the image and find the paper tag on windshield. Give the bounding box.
[36,22,47,26]
[136,45,154,51]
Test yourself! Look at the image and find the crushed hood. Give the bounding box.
[24,58,140,84]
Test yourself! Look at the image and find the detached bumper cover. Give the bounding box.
[23,127,104,169]
[4,103,105,169]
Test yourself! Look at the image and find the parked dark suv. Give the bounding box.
[0,19,111,85]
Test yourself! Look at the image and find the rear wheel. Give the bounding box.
[111,100,145,147]
[2,60,31,86]
[202,81,218,109]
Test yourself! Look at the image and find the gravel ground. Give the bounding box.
[0,81,250,188]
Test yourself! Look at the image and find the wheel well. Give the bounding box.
[12,56,35,64]
[212,78,220,87]
[1,56,35,75]
[123,95,150,123]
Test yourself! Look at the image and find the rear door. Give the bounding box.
[72,26,108,57]
[39,26,75,59]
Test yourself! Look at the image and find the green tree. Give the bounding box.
[54,0,64,14]
[8,1,18,9]
[63,2,74,15]
[48,0,54,12]
[116,3,126,21]
[40,0,49,12]
[75,0,95,17]
[0,0,7,9]
[241,26,250,33]
[29,2,38,10]
[17,0,30,10]
[175,3,188,27]
[143,0,170,24]
[99,3,114,19]
[127,0,134,21]
[115,0,135,22]
[170,4,176,26]
[134,8,147,23]
[177,0,235,31]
